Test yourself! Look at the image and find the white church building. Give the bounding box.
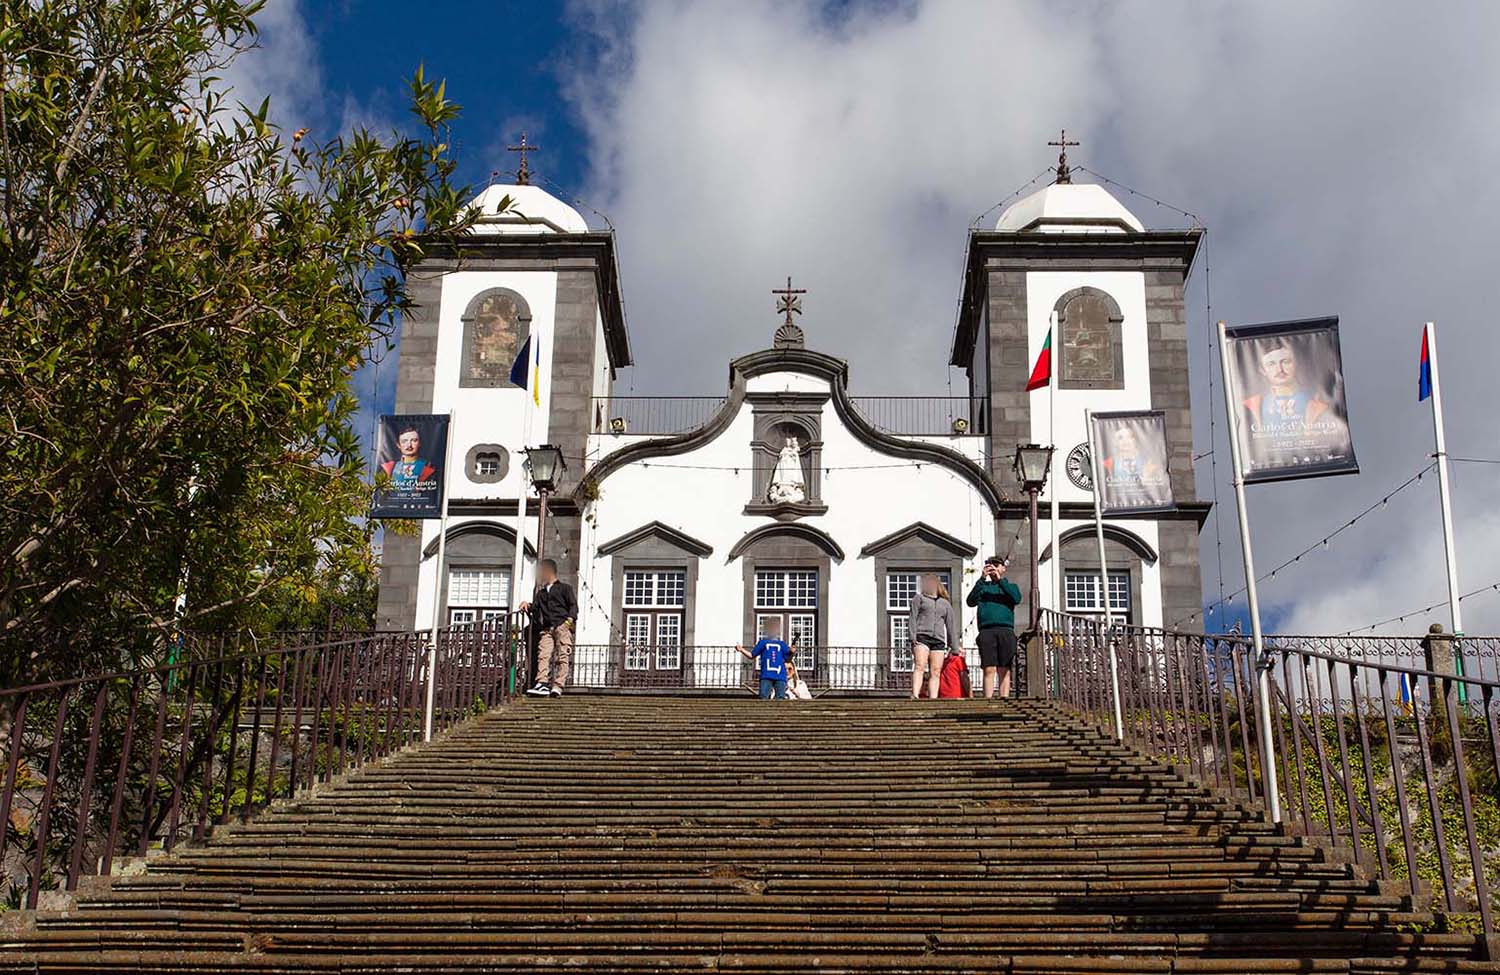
[375,154,1208,690]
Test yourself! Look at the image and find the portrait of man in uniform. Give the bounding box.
[1093,411,1173,514]
[371,414,449,519]
[1225,318,1357,483]
[382,427,436,489]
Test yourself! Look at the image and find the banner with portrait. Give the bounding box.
[1223,318,1358,483]
[371,414,450,519]
[1090,410,1175,514]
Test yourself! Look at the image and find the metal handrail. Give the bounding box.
[0,617,525,909]
[1039,609,1500,932]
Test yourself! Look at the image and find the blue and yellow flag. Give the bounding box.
[509,334,541,407]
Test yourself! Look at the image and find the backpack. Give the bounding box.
[939,653,970,699]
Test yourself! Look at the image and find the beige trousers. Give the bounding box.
[535,622,575,687]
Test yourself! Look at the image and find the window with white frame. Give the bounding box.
[447,567,510,627]
[622,569,686,670]
[754,569,819,671]
[885,571,952,672]
[1064,570,1131,617]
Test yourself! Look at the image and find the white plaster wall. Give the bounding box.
[1022,269,1164,629]
[412,269,558,631]
[577,370,997,656]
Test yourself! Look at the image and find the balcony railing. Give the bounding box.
[592,396,984,437]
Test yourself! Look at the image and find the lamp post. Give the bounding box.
[521,445,567,568]
[1012,443,1054,632]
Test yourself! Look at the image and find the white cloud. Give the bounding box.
[565,0,1500,635]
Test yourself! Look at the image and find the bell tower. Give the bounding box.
[951,162,1208,630]
[375,171,631,630]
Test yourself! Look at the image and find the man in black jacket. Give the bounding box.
[519,559,578,697]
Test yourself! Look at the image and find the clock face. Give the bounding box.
[1066,443,1093,490]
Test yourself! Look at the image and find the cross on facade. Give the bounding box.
[1048,129,1080,184]
[507,133,539,185]
[772,276,806,328]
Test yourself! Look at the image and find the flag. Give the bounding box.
[1026,328,1052,392]
[1418,327,1433,402]
[508,334,542,407]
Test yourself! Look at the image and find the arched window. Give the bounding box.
[460,288,531,388]
[1055,287,1124,390]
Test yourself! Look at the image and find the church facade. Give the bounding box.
[375,164,1208,685]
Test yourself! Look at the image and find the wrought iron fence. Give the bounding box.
[1039,610,1500,933]
[591,397,727,436]
[847,396,982,436]
[590,396,983,437]
[565,644,1006,696]
[0,618,523,909]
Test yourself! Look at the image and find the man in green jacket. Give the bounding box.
[966,556,1023,698]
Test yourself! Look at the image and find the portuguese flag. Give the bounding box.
[1025,328,1052,392]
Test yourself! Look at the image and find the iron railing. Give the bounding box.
[591,397,727,436]
[591,396,983,437]
[1039,610,1500,932]
[846,396,982,437]
[565,644,1011,696]
[0,618,523,908]
[1265,632,1500,686]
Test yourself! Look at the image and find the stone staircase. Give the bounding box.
[3,697,1496,973]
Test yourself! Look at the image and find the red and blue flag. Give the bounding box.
[1418,328,1433,402]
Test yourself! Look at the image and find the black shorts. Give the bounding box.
[977,627,1017,669]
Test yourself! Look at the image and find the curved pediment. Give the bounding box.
[421,521,537,560]
[727,522,846,563]
[1038,525,1158,565]
[579,345,1004,515]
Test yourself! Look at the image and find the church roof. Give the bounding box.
[995,182,1144,234]
[468,183,588,235]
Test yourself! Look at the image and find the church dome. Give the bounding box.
[995,182,1143,234]
[468,182,588,235]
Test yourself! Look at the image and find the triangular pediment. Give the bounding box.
[596,521,713,558]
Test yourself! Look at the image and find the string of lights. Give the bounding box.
[1072,166,1205,227]
[535,508,630,643]
[967,166,1059,228]
[1201,228,1227,631]
[1170,461,1437,630]
[1343,580,1500,635]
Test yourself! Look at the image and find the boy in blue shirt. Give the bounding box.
[737,618,791,699]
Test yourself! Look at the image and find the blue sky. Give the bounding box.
[236,1,1500,636]
[302,3,592,195]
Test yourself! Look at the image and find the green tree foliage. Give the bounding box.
[0,0,479,684]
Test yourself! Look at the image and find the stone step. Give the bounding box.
[2,696,1490,973]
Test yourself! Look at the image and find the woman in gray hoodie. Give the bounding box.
[909,573,960,699]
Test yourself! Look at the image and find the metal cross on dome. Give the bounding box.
[507,133,539,185]
[1048,129,1080,184]
[772,276,806,328]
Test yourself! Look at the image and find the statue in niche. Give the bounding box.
[767,435,807,504]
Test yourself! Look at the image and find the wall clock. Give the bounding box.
[1066,443,1093,490]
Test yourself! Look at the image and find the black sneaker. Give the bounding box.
[549,686,564,697]
[525,683,550,697]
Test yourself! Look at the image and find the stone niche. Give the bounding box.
[743,391,827,521]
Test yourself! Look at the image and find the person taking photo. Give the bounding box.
[966,557,1022,698]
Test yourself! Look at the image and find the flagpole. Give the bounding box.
[1049,311,1061,618]
[1085,409,1124,740]
[1216,321,1281,823]
[423,409,457,742]
[511,335,538,683]
[1426,321,1465,653]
